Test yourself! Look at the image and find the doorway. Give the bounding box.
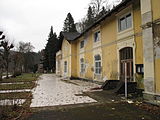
[119,47,133,82]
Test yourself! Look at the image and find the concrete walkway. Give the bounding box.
[30,74,99,107]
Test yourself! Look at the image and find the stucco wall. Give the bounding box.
[151,0,160,21]
[133,2,143,64]
[61,39,71,77]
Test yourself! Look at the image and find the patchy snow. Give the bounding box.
[30,74,99,107]
[0,89,31,93]
[0,82,29,85]
[0,99,26,106]
[2,75,12,79]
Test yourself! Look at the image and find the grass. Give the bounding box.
[0,73,40,83]
[0,73,40,120]
[0,92,32,100]
[0,82,35,90]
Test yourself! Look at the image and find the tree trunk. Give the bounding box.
[0,68,2,81]
[6,58,9,79]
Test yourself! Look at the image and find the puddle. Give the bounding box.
[0,99,26,106]
[0,89,31,93]
[30,74,99,107]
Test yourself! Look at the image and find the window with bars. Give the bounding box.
[94,31,101,42]
[94,55,101,74]
[120,47,133,60]
[119,13,132,31]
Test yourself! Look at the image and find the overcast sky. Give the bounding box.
[0,0,119,52]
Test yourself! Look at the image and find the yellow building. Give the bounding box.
[56,0,160,104]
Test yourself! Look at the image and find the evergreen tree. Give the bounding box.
[63,13,77,32]
[43,26,58,72]
[48,26,54,38]
[57,31,64,50]
[86,6,95,27]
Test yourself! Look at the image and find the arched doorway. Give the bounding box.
[119,47,133,82]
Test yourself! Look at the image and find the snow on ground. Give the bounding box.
[30,74,100,107]
[0,82,30,85]
[0,89,31,93]
[0,99,26,106]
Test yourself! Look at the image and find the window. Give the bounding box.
[119,13,132,31]
[94,31,101,42]
[120,47,133,60]
[80,40,84,49]
[80,58,85,73]
[136,64,144,74]
[64,61,67,73]
[94,55,101,74]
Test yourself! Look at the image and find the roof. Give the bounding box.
[62,32,80,41]
[74,0,132,40]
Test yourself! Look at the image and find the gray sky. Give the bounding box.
[0,0,119,52]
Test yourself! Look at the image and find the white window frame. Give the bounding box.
[80,58,85,73]
[80,40,84,49]
[94,55,101,75]
[118,13,132,32]
[94,31,101,42]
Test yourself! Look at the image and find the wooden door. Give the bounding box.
[120,47,133,81]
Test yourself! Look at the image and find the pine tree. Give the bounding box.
[63,13,77,32]
[57,31,64,50]
[43,26,58,72]
[48,26,54,38]
[86,6,95,27]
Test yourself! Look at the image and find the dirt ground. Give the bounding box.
[25,101,160,120]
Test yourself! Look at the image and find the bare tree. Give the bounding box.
[12,51,23,76]
[90,0,109,15]
[17,41,35,73]
[0,31,6,80]
[76,18,87,33]
[0,31,5,80]
[18,41,35,53]
[0,37,14,78]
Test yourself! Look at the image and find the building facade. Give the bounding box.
[56,0,160,104]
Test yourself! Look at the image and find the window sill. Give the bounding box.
[118,27,133,35]
[93,40,101,48]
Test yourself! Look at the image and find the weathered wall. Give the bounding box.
[153,24,160,93]
[84,32,94,80]
[133,2,143,64]
[151,0,160,21]
[71,41,78,77]
[61,39,71,77]
[101,16,118,80]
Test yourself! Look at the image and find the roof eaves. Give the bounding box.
[73,0,132,40]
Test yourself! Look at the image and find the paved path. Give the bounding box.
[30,74,99,107]
[27,74,160,120]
